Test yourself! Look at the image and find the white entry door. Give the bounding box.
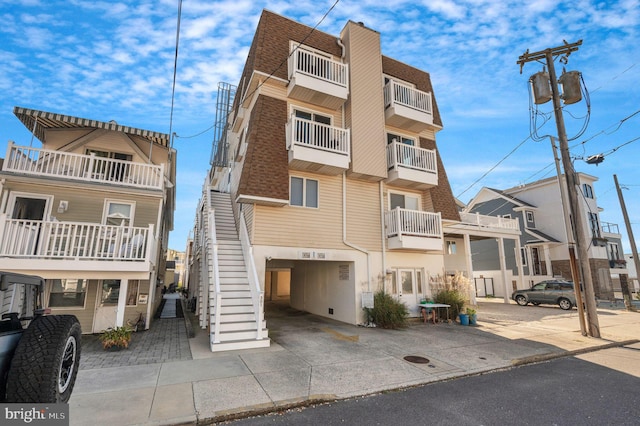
[93,280,120,332]
[394,269,423,315]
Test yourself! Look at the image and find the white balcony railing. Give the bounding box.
[385,208,442,239]
[287,116,350,155]
[0,215,154,261]
[384,80,432,114]
[289,48,348,89]
[4,142,164,190]
[386,141,437,174]
[459,212,520,231]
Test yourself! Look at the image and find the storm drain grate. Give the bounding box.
[403,355,430,364]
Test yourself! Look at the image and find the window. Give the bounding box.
[520,248,528,267]
[583,184,594,199]
[446,241,457,255]
[386,132,415,146]
[526,211,535,224]
[126,280,139,306]
[48,279,87,308]
[103,200,135,227]
[390,193,419,210]
[86,149,133,181]
[290,177,318,208]
[608,243,620,261]
[589,212,600,238]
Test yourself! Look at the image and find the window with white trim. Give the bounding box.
[446,240,457,255]
[290,177,318,208]
[48,279,87,308]
[386,131,415,146]
[583,183,594,199]
[103,200,135,227]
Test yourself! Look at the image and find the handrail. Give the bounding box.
[3,141,164,190]
[383,80,432,114]
[239,210,264,340]
[386,141,437,173]
[289,47,348,88]
[0,214,154,261]
[208,205,222,344]
[287,116,350,155]
[459,212,520,231]
[385,208,442,239]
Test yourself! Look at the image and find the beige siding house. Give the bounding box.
[187,10,520,352]
[0,107,176,333]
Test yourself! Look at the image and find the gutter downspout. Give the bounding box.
[343,172,371,291]
[380,181,387,292]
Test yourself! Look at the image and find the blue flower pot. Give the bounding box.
[459,313,469,325]
[469,314,477,325]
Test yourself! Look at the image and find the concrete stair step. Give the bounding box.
[210,337,270,352]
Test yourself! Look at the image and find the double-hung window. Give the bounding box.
[290,177,318,208]
[103,201,135,227]
[48,279,87,308]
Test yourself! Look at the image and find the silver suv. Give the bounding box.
[511,279,576,310]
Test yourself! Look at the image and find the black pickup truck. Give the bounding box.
[0,271,81,403]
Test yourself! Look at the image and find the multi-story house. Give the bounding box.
[187,10,523,351]
[0,107,176,333]
[465,173,621,300]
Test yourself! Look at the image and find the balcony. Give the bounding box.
[459,212,520,231]
[288,48,349,110]
[385,208,442,251]
[609,259,627,270]
[0,215,156,272]
[386,141,437,189]
[286,116,350,175]
[3,142,165,190]
[384,80,434,132]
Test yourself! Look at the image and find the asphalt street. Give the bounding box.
[226,345,640,426]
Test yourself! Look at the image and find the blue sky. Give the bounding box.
[1,0,639,253]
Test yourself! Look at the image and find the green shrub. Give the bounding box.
[433,289,465,321]
[364,291,408,329]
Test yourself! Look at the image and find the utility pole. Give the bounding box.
[614,174,639,311]
[551,137,587,335]
[518,41,601,337]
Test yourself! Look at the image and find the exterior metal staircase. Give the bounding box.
[207,191,269,352]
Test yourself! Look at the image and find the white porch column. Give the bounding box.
[116,279,128,327]
[514,238,525,290]
[543,244,552,277]
[498,237,509,303]
[464,233,476,305]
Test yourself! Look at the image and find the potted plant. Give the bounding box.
[458,311,469,325]
[99,326,133,350]
[466,307,477,325]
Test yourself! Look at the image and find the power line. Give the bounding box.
[173,0,341,143]
[168,0,183,150]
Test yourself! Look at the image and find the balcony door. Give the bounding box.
[390,193,419,211]
[294,109,331,148]
[7,193,52,255]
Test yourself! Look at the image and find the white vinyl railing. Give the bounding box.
[384,79,432,114]
[207,201,222,344]
[4,142,164,190]
[459,212,520,231]
[240,210,265,340]
[0,215,154,261]
[289,48,348,88]
[385,208,442,239]
[386,141,437,173]
[287,116,350,155]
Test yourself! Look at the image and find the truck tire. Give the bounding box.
[6,315,81,403]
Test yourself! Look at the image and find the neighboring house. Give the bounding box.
[187,10,467,352]
[166,248,186,288]
[622,253,638,293]
[0,107,176,333]
[465,173,621,300]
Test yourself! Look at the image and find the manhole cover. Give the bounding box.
[403,355,430,364]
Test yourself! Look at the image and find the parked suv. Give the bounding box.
[511,279,576,310]
[0,271,81,402]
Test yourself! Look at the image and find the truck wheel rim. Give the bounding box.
[58,336,77,393]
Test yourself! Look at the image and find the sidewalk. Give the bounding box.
[69,298,640,425]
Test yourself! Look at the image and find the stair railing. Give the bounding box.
[239,210,265,340]
[206,189,222,345]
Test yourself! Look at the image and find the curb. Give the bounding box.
[511,339,640,366]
